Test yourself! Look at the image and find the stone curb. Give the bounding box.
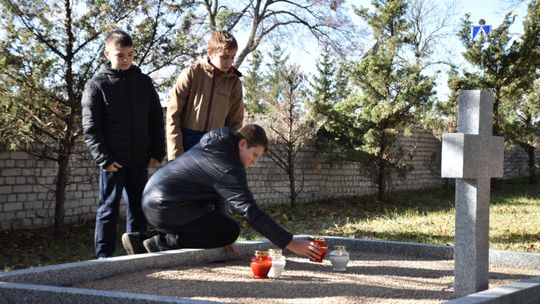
[1,237,539,304]
[444,276,540,304]
[0,281,224,304]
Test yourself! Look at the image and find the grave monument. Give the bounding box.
[441,90,504,297]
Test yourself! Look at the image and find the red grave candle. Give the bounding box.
[310,237,328,263]
[250,250,272,279]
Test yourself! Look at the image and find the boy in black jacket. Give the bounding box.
[122,124,322,260]
[81,30,165,258]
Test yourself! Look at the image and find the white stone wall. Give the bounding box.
[250,130,444,205]
[0,130,538,230]
[0,147,100,230]
[502,147,540,178]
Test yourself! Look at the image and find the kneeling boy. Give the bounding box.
[122,124,321,260]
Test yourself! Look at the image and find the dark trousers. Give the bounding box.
[95,165,148,257]
[157,211,240,250]
[182,127,207,152]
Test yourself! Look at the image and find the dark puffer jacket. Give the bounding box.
[81,63,165,168]
[142,127,293,249]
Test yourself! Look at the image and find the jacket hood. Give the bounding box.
[199,127,240,155]
[199,58,242,78]
[97,63,141,76]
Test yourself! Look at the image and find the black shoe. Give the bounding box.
[122,232,147,255]
[143,235,162,253]
[140,230,160,239]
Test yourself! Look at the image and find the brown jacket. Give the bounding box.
[166,58,244,160]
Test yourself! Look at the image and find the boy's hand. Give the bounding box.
[286,239,321,261]
[105,162,122,172]
[148,158,161,168]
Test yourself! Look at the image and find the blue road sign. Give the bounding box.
[472,25,492,40]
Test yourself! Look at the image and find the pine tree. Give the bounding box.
[259,64,321,207]
[502,77,540,184]
[310,44,337,104]
[334,61,352,103]
[315,0,436,202]
[499,0,540,184]
[243,50,268,114]
[0,0,197,237]
[264,44,290,105]
[457,12,522,136]
[457,1,540,183]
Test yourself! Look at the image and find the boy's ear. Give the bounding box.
[103,48,110,59]
[238,138,247,149]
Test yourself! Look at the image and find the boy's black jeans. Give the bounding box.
[95,164,148,258]
[156,210,240,250]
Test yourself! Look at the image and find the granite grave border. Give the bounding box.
[0,236,539,304]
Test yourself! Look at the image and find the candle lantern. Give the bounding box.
[250,250,272,279]
[328,245,350,271]
[267,248,286,278]
[310,237,328,263]
[250,250,272,278]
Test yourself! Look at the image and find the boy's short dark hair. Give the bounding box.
[105,30,133,48]
[207,30,238,54]
[236,124,268,152]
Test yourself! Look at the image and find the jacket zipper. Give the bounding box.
[125,73,135,166]
[204,74,217,131]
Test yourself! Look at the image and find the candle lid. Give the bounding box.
[254,250,268,256]
[335,245,347,250]
[268,248,282,255]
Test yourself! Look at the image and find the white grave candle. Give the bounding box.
[329,245,349,272]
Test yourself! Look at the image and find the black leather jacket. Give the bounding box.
[81,63,165,168]
[142,128,293,248]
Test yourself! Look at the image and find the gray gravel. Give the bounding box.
[75,251,540,304]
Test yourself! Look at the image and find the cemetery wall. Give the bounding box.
[0,130,538,230]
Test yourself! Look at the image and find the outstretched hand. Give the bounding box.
[104,161,122,172]
[148,158,161,168]
[286,239,322,261]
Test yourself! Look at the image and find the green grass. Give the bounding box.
[1,178,539,272]
[0,221,122,272]
[238,178,540,252]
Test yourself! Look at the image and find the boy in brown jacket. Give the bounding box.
[166,30,244,160]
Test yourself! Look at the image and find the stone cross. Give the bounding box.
[441,90,504,297]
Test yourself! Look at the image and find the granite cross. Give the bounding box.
[441,90,504,297]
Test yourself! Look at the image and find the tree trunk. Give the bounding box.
[377,141,387,202]
[54,124,77,238]
[376,137,388,202]
[493,88,501,136]
[525,144,537,185]
[288,143,296,207]
[288,167,296,207]
[55,1,76,238]
[377,159,387,202]
[54,150,69,238]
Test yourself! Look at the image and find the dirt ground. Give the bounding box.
[75,251,540,304]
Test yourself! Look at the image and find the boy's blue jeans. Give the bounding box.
[182,127,207,152]
[95,164,148,257]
